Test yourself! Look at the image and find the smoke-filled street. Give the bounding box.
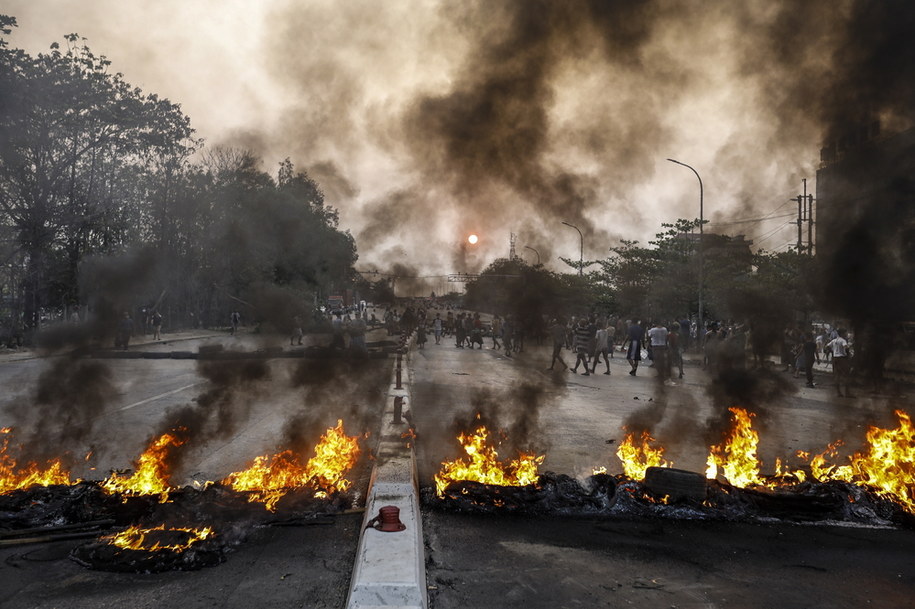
[412,338,915,608]
[0,331,391,609]
[1,1,915,607]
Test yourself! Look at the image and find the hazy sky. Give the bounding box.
[5,1,884,275]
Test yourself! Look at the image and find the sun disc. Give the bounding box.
[468,234,478,245]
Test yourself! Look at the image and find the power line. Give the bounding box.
[708,212,795,226]
[706,195,798,227]
[750,221,793,248]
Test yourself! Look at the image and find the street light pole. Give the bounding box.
[561,221,583,276]
[524,245,541,266]
[667,158,704,343]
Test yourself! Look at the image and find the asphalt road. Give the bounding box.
[411,335,915,609]
[1,327,913,608]
[423,511,915,609]
[0,330,390,609]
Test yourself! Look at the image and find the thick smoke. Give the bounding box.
[140,358,273,477]
[3,247,163,464]
[282,357,390,453]
[435,381,552,462]
[3,359,115,464]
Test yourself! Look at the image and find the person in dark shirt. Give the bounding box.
[626,320,645,376]
[802,331,817,388]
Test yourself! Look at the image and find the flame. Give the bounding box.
[616,429,672,480]
[0,428,73,493]
[592,466,608,475]
[772,457,807,483]
[102,430,186,500]
[104,524,214,552]
[706,408,765,488]
[402,428,417,448]
[224,419,361,511]
[809,410,915,513]
[433,425,544,497]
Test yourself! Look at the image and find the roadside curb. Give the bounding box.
[346,335,427,609]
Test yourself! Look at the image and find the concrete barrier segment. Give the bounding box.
[346,336,426,609]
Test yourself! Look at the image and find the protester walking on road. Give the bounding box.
[502,316,514,357]
[547,318,569,371]
[471,313,485,349]
[591,322,611,375]
[230,310,240,336]
[571,317,594,375]
[626,319,645,376]
[416,320,427,349]
[433,314,443,345]
[491,315,502,350]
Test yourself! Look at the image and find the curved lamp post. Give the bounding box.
[667,158,704,343]
[561,221,583,276]
[524,245,541,266]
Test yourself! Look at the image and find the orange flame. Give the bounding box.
[223,419,361,511]
[102,430,186,500]
[706,407,765,488]
[104,524,214,552]
[433,425,544,497]
[616,429,672,480]
[808,410,915,513]
[0,428,73,493]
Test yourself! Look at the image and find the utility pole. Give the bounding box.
[804,179,814,257]
[796,179,815,256]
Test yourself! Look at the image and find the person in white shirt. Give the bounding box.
[826,328,853,398]
[647,321,669,382]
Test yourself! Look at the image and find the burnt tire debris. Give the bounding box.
[0,481,357,573]
[426,471,913,528]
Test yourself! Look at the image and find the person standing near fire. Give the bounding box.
[668,322,684,379]
[647,320,669,382]
[827,328,853,397]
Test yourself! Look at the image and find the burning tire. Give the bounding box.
[70,524,226,573]
[642,467,708,503]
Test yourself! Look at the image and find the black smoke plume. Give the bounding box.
[137,358,272,478]
[3,246,163,465]
[282,358,389,450]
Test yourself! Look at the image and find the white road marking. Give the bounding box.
[118,382,203,411]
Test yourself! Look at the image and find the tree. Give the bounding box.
[0,22,197,329]
[595,219,702,320]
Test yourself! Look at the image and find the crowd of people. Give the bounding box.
[223,301,858,395]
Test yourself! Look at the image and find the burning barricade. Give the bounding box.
[0,419,368,572]
[428,408,915,527]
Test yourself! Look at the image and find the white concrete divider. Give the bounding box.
[346,336,427,609]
